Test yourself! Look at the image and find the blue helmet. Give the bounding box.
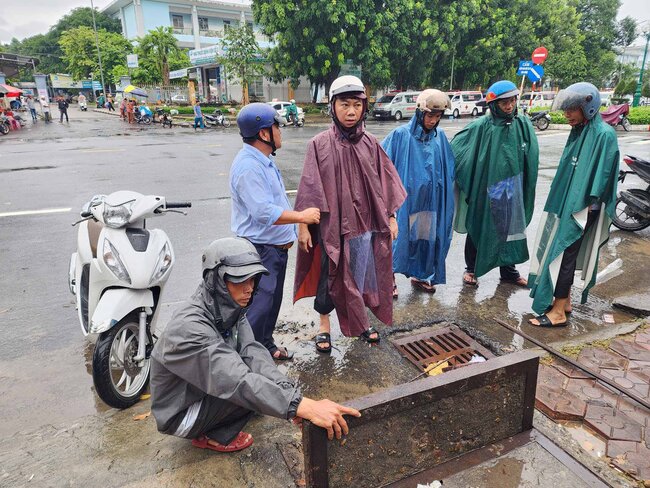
[236,103,281,139]
[485,80,519,103]
[551,82,601,120]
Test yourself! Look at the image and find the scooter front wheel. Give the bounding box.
[621,117,631,132]
[142,115,152,125]
[92,319,151,409]
[221,117,231,128]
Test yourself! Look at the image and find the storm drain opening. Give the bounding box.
[391,325,495,373]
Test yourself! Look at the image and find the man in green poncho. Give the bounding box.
[451,80,539,286]
[528,83,619,327]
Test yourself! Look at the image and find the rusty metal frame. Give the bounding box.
[384,429,609,488]
[390,325,495,372]
[302,350,539,488]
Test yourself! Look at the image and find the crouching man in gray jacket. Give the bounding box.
[151,237,360,452]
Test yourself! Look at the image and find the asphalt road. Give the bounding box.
[1,108,649,442]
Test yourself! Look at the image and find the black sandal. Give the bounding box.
[315,332,332,354]
[360,326,380,343]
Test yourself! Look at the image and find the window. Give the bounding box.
[249,77,264,97]
[393,97,402,103]
[198,17,208,30]
[464,93,482,102]
[223,20,231,30]
[172,15,184,29]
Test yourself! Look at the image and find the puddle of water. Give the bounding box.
[563,423,607,459]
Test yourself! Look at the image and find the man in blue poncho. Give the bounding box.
[382,89,456,295]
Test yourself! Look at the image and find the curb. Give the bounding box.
[549,123,649,132]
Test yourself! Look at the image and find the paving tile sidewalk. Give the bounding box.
[536,329,650,485]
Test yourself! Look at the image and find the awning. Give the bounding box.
[0,84,23,97]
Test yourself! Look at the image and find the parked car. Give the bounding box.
[518,91,556,110]
[267,101,305,126]
[445,91,483,118]
[170,94,188,104]
[372,91,420,121]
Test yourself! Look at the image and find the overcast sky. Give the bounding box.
[1,0,649,45]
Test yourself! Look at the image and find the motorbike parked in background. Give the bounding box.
[155,108,173,128]
[204,109,231,128]
[79,100,88,111]
[601,103,631,132]
[134,105,153,125]
[522,105,551,131]
[612,155,650,231]
[68,191,190,408]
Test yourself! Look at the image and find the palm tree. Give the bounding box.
[138,26,180,85]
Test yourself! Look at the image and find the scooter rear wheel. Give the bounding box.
[221,117,231,128]
[92,318,151,409]
[612,190,650,231]
[621,117,631,132]
[535,117,549,131]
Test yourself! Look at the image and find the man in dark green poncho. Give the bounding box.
[528,83,619,327]
[451,80,539,286]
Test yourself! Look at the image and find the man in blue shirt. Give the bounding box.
[193,101,204,130]
[230,103,320,360]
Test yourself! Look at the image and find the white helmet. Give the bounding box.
[290,99,295,103]
[330,75,366,99]
[416,89,450,112]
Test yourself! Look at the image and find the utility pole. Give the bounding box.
[632,30,649,108]
[90,0,108,96]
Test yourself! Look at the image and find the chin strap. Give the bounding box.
[256,127,277,156]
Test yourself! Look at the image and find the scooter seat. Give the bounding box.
[88,219,104,258]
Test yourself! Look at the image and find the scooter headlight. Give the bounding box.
[150,242,173,284]
[103,239,132,283]
[103,201,134,228]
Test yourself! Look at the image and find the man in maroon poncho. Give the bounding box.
[293,75,407,353]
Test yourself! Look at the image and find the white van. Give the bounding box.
[445,91,483,117]
[372,91,420,121]
[599,91,614,107]
[519,91,556,110]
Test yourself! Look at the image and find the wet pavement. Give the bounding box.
[1,108,649,487]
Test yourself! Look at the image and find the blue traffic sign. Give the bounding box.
[527,65,544,82]
[517,60,534,75]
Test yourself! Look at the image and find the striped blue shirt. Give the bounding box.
[229,144,297,245]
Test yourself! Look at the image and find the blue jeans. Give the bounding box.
[30,108,37,120]
[194,116,204,129]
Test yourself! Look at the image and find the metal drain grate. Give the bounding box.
[391,325,495,372]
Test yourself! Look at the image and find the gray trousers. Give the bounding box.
[185,396,254,445]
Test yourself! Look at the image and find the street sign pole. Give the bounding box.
[90,0,108,96]
[520,76,526,97]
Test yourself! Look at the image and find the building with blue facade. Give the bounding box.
[102,0,312,102]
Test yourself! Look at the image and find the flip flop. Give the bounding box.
[411,279,436,293]
[530,314,567,328]
[500,276,529,288]
[315,332,332,354]
[191,432,253,453]
[545,306,572,315]
[360,326,381,343]
[272,347,294,361]
[463,272,478,287]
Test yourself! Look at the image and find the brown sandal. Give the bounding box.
[411,279,436,293]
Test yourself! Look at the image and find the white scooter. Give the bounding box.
[68,191,190,408]
[79,100,87,111]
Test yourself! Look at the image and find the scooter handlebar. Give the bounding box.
[166,202,192,209]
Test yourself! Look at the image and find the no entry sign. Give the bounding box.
[532,47,548,65]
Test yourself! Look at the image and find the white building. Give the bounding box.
[102,0,313,102]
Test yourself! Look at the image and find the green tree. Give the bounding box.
[253,0,376,101]
[2,7,121,75]
[577,0,620,86]
[59,26,132,85]
[615,16,637,48]
[217,23,266,105]
[137,27,182,85]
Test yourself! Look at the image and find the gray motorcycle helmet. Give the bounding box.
[202,237,268,283]
[551,82,601,120]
